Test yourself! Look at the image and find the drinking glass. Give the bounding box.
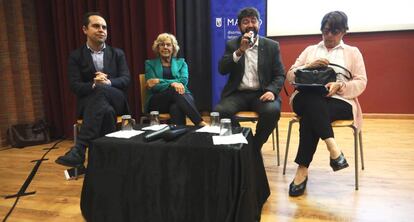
[219,118,232,136]
[121,115,135,130]
[210,112,220,127]
[150,111,160,126]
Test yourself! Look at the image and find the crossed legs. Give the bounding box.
[56,85,127,167]
[289,93,353,196]
[148,89,205,126]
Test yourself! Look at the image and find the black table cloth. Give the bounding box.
[81,126,270,222]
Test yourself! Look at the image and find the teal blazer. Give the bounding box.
[144,57,191,112]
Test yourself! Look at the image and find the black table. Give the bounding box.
[81,126,270,222]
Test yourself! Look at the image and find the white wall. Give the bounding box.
[267,0,414,36]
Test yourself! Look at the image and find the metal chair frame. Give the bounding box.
[282,116,364,190]
[235,111,280,166]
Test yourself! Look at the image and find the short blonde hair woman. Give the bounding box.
[145,33,206,126]
[151,33,180,57]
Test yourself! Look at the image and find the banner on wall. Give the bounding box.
[210,0,266,108]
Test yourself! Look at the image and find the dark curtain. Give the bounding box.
[175,0,211,112]
[34,0,175,139]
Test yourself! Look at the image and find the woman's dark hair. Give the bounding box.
[320,11,349,32]
[237,7,260,24]
[83,12,104,27]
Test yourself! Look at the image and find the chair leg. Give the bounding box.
[272,130,275,151]
[73,124,78,145]
[283,120,295,175]
[353,128,359,190]
[359,131,364,170]
[276,124,280,166]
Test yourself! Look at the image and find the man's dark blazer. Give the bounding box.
[218,36,285,98]
[67,45,131,117]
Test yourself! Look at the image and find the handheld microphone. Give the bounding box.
[248,31,255,45]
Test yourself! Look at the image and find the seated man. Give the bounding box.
[56,12,130,167]
[214,7,285,150]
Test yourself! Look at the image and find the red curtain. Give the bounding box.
[35,0,176,138]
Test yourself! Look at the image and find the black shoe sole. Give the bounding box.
[331,163,349,171]
[289,190,305,197]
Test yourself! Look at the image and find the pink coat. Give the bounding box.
[286,43,368,130]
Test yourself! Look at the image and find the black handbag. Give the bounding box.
[292,63,352,94]
[294,63,352,85]
[7,120,51,148]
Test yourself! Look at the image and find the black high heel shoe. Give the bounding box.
[330,152,349,171]
[289,176,308,197]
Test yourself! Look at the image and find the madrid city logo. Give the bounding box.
[216,17,222,27]
[215,17,262,28]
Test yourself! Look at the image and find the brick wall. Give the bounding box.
[0,0,44,147]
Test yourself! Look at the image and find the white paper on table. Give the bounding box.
[105,130,144,139]
[195,125,220,134]
[141,124,169,131]
[212,133,248,145]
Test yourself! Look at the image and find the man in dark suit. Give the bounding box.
[56,12,130,167]
[215,7,285,150]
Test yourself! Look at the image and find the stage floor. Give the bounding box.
[1,117,414,222]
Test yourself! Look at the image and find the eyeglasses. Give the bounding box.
[322,28,341,35]
[159,42,172,48]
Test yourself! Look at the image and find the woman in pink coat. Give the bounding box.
[286,11,367,197]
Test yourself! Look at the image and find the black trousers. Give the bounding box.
[148,89,203,125]
[77,85,127,149]
[292,92,353,167]
[214,90,281,150]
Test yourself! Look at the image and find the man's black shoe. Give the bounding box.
[55,147,85,167]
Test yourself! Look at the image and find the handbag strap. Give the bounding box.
[283,71,291,96]
[328,63,353,80]
[283,84,290,96]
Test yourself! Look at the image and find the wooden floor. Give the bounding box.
[1,117,414,221]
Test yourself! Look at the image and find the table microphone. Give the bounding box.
[163,126,189,141]
[144,125,171,142]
